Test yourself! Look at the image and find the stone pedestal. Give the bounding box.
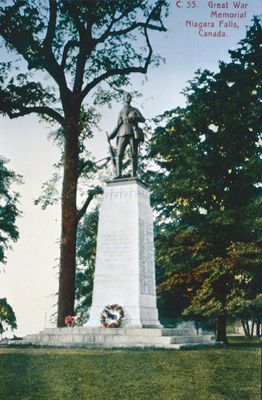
[87,178,161,328]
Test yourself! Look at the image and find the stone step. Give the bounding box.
[26,334,170,345]
[12,339,216,350]
[170,335,212,344]
[24,333,212,346]
[161,329,198,336]
[17,327,214,349]
[39,327,198,337]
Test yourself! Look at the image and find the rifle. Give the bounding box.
[106,132,117,174]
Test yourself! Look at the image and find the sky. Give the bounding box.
[0,1,261,337]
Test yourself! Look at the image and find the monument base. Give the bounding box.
[87,178,161,329]
[14,327,215,349]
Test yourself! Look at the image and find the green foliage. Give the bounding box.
[0,297,17,331]
[34,172,61,210]
[0,158,20,332]
[183,243,261,321]
[147,18,262,335]
[0,157,21,264]
[75,208,99,324]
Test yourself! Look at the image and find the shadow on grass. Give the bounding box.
[227,336,261,349]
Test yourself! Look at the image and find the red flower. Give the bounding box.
[65,315,75,327]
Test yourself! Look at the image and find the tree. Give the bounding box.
[181,242,261,340]
[225,242,262,338]
[0,156,21,264]
[147,18,262,342]
[0,298,17,334]
[0,0,169,326]
[0,157,20,335]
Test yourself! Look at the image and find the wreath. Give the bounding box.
[100,304,124,328]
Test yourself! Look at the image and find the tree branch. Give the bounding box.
[60,40,80,70]
[72,23,96,94]
[77,186,103,222]
[73,32,93,94]
[40,1,72,100]
[81,22,153,100]
[6,106,65,126]
[80,66,144,100]
[44,0,57,48]
[96,0,166,43]
[45,55,72,102]
[81,8,163,101]
[59,2,96,94]
[96,21,166,43]
[95,5,133,43]
[62,2,88,36]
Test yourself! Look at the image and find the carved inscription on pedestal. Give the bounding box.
[98,231,131,271]
[139,217,155,295]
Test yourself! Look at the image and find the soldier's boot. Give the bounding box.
[131,156,138,177]
[116,157,122,178]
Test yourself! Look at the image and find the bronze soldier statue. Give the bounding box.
[108,92,145,177]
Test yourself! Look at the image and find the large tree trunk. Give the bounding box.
[57,123,79,327]
[216,315,228,343]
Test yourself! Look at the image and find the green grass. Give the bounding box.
[0,337,260,400]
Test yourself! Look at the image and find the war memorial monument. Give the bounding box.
[22,93,213,348]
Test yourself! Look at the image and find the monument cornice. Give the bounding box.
[106,177,149,190]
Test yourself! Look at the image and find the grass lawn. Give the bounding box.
[0,337,260,400]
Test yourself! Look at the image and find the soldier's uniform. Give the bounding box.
[109,102,145,177]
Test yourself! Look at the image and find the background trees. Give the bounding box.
[0,157,20,335]
[146,18,262,342]
[0,0,168,326]
[0,157,21,264]
[0,298,17,335]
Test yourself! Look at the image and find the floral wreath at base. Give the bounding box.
[100,304,124,328]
